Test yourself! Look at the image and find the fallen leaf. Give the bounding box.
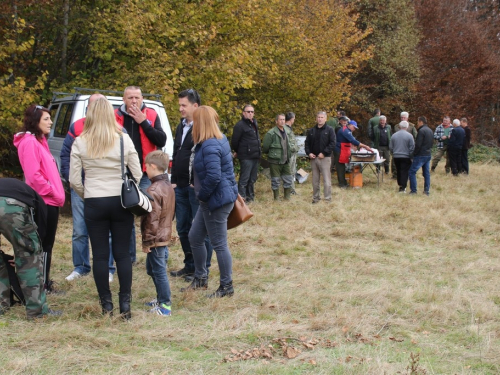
[389,337,404,342]
[285,346,301,359]
[309,359,317,365]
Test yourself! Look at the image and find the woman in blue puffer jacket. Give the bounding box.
[184,106,238,297]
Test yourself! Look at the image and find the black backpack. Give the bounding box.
[0,249,26,306]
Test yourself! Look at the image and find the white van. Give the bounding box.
[48,88,173,178]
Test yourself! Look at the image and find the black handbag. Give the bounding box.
[119,136,153,216]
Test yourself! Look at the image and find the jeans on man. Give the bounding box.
[189,202,234,285]
[409,156,431,194]
[238,159,259,202]
[71,189,91,275]
[146,246,171,306]
[175,185,213,273]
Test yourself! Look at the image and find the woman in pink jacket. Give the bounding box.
[14,105,65,294]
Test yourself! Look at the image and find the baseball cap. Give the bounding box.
[339,116,349,121]
[348,120,358,129]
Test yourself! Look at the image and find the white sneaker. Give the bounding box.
[65,271,83,281]
[109,273,114,283]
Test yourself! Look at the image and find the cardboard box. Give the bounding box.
[295,168,309,184]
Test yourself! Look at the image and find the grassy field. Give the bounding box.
[1,162,500,374]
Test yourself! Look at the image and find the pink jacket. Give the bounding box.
[14,132,65,207]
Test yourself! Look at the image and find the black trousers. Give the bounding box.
[448,147,462,176]
[394,158,412,191]
[42,205,59,286]
[461,149,469,174]
[84,196,134,298]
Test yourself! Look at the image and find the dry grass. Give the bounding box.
[1,163,500,374]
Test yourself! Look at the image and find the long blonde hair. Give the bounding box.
[192,106,223,144]
[81,98,123,158]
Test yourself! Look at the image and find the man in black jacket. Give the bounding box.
[169,89,213,281]
[231,105,261,203]
[409,116,434,195]
[305,111,336,203]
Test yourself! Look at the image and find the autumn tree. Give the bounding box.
[414,0,500,143]
[344,0,420,127]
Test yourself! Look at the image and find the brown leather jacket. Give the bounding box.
[141,174,175,249]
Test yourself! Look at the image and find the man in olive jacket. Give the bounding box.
[262,114,295,200]
[231,104,261,203]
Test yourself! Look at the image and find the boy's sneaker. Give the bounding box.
[150,303,171,316]
[144,298,158,307]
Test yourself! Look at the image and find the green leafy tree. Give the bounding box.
[345,0,420,125]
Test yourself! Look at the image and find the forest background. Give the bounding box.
[1,0,500,174]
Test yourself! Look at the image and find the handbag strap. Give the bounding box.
[120,135,126,181]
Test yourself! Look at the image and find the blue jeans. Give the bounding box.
[146,246,171,306]
[71,189,91,275]
[189,201,234,285]
[175,186,213,273]
[409,156,431,194]
[109,173,150,269]
[238,159,259,202]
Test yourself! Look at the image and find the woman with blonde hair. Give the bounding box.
[183,106,238,297]
[70,97,142,319]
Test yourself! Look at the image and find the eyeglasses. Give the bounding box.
[244,111,254,113]
[187,88,195,94]
[34,105,44,113]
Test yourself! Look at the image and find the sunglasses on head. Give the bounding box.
[34,105,45,113]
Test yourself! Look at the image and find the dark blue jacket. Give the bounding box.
[335,126,360,153]
[448,126,465,150]
[193,135,238,211]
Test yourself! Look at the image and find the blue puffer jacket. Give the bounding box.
[193,135,238,211]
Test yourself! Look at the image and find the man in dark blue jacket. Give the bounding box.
[335,118,372,188]
[448,119,466,176]
[169,89,213,281]
[231,105,261,203]
[305,112,336,203]
[409,116,434,195]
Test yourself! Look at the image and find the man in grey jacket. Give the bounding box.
[389,121,415,193]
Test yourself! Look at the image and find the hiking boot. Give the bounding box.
[181,277,208,292]
[170,268,194,278]
[30,308,63,320]
[184,275,194,282]
[207,282,234,298]
[431,167,435,172]
[150,303,172,316]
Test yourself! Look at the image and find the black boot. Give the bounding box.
[100,294,113,316]
[180,277,208,292]
[208,282,234,298]
[118,293,131,320]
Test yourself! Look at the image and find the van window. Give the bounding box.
[53,103,75,138]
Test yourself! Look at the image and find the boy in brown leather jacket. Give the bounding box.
[141,151,175,316]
